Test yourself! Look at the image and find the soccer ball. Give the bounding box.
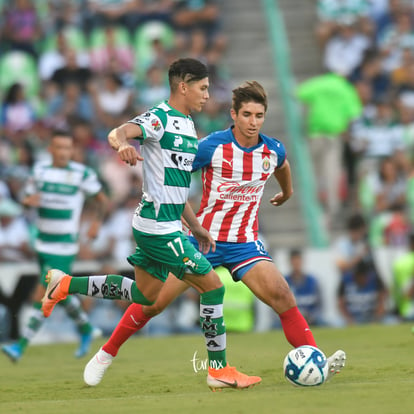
[283,345,328,387]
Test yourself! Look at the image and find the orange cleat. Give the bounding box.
[41,269,71,317]
[207,364,262,391]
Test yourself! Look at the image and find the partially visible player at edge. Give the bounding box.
[41,58,261,391]
[83,80,346,386]
[2,130,108,362]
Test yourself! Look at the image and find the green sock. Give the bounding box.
[68,274,154,305]
[19,302,44,351]
[60,295,92,335]
[200,286,227,369]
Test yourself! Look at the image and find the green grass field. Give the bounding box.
[1,323,413,414]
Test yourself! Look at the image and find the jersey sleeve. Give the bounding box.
[268,138,287,168]
[127,110,166,142]
[192,134,217,172]
[81,167,102,196]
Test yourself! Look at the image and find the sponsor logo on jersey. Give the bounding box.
[133,116,145,125]
[216,181,264,202]
[187,140,198,150]
[183,256,197,269]
[173,135,183,147]
[151,119,161,131]
[222,159,233,168]
[171,153,193,169]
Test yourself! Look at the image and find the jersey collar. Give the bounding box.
[158,101,191,119]
[228,126,264,152]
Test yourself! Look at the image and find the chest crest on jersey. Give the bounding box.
[262,157,271,172]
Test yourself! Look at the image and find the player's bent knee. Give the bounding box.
[200,284,225,302]
[133,288,156,306]
[145,301,166,317]
[142,295,156,306]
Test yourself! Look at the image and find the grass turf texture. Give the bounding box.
[1,323,413,414]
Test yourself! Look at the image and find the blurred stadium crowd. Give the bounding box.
[312,0,414,248]
[284,0,414,333]
[0,0,234,340]
[0,0,232,265]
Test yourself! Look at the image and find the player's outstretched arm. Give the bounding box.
[108,123,144,166]
[270,159,293,206]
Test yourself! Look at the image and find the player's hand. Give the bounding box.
[192,226,216,254]
[86,221,101,240]
[23,193,41,207]
[270,191,291,206]
[118,144,144,166]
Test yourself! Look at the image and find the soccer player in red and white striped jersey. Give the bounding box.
[194,114,287,244]
[84,81,346,386]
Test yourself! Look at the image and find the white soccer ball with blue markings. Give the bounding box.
[283,345,328,386]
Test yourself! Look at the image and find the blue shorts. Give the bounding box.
[188,236,273,281]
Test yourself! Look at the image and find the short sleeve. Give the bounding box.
[128,110,166,141]
[192,135,216,171]
[266,137,287,168]
[81,167,102,196]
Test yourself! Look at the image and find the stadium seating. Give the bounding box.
[133,21,175,81]
[0,51,40,99]
[89,26,131,50]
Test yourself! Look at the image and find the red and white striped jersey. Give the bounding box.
[193,127,286,243]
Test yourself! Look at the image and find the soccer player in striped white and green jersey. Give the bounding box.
[2,130,108,362]
[41,58,261,390]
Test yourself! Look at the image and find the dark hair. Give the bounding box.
[232,81,268,114]
[347,213,366,231]
[353,260,370,275]
[69,116,90,129]
[3,83,23,104]
[361,48,380,67]
[289,248,302,259]
[106,72,123,87]
[168,58,208,91]
[51,129,72,139]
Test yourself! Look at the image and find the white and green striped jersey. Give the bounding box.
[128,101,198,235]
[24,160,102,256]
